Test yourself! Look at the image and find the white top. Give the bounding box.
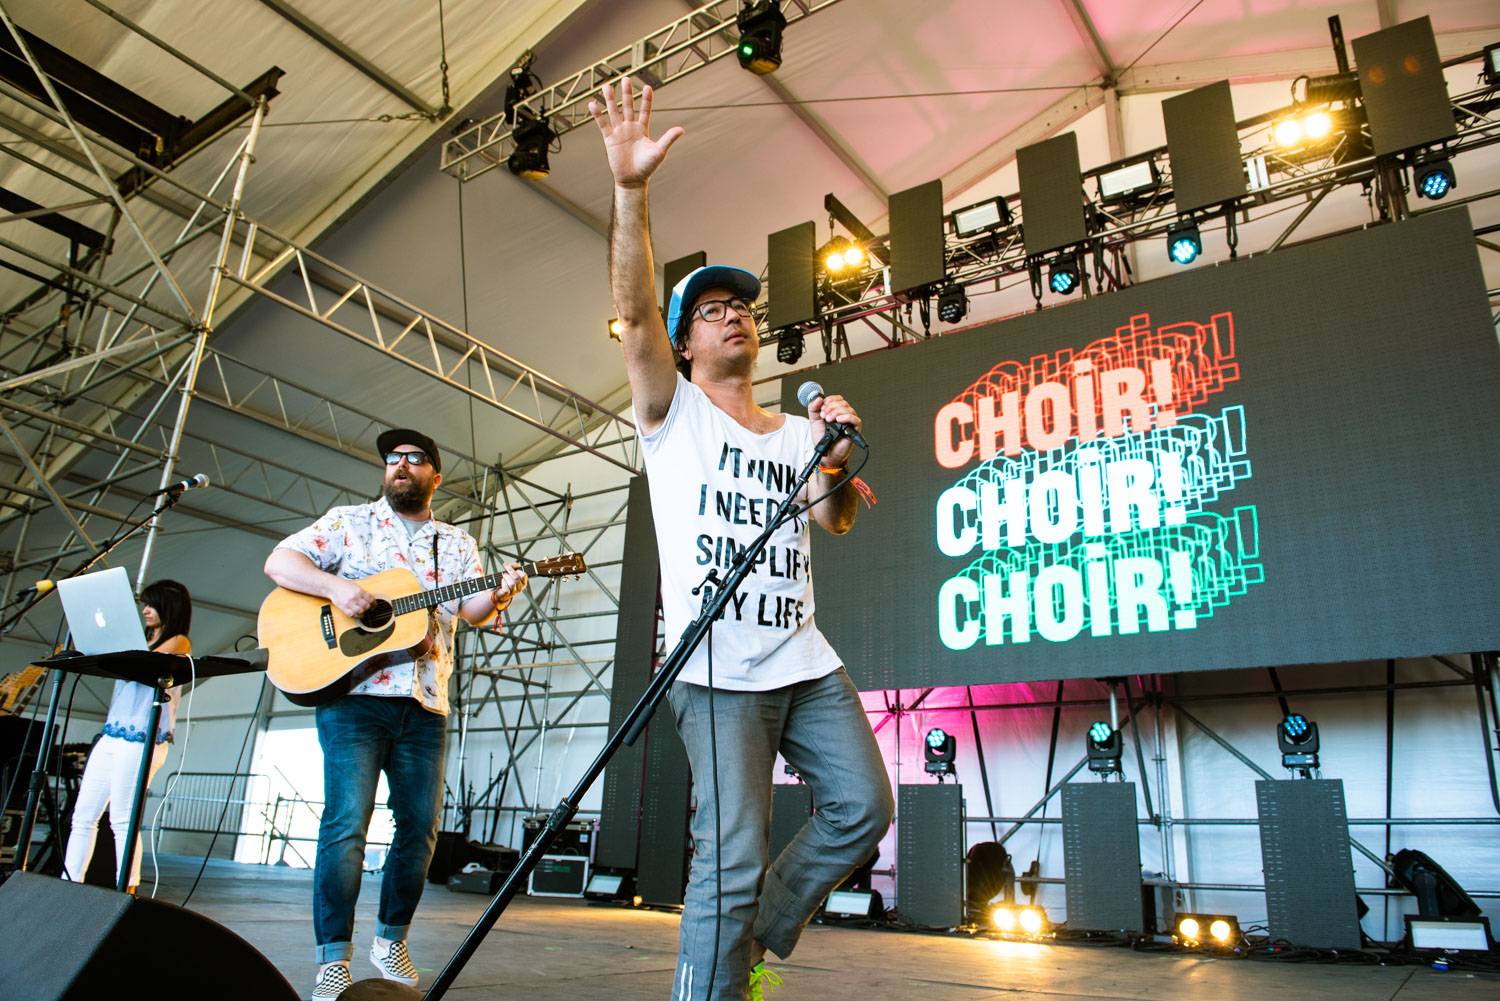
[102,677,181,745]
[637,374,842,691]
[275,495,485,715]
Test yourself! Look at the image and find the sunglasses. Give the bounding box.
[384,450,431,467]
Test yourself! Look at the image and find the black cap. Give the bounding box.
[376,428,441,473]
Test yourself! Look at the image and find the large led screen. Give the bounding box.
[787,209,1500,690]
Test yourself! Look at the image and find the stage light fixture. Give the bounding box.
[924,727,957,780]
[507,110,555,180]
[1391,848,1484,918]
[503,52,538,125]
[1167,219,1202,265]
[1048,254,1080,296]
[819,235,866,275]
[1293,71,1360,106]
[1413,151,1455,200]
[776,330,804,365]
[607,318,624,341]
[950,195,1013,237]
[1096,158,1161,204]
[1277,713,1320,774]
[1086,721,1122,775]
[1018,906,1046,935]
[736,0,787,75]
[1175,912,1239,948]
[937,283,968,324]
[992,905,1017,932]
[1485,42,1500,87]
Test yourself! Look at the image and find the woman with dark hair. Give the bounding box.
[63,578,192,892]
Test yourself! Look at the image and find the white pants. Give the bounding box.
[63,734,169,888]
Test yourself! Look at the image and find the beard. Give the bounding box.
[383,473,434,515]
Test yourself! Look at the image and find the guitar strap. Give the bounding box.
[426,530,440,641]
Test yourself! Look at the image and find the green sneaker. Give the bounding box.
[748,962,783,1000]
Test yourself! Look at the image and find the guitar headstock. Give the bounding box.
[530,552,587,581]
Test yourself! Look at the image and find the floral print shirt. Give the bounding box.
[275,495,485,715]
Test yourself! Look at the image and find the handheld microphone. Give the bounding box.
[796,381,868,449]
[154,473,210,496]
[17,579,55,598]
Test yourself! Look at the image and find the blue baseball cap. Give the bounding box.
[665,265,761,348]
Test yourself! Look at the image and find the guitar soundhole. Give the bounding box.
[361,600,394,630]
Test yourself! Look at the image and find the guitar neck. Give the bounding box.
[390,560,542,616]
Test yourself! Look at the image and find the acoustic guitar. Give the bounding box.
[258,553,585,706]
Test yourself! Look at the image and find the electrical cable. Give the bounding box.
[181,673,267,908]
[705,617,722,999]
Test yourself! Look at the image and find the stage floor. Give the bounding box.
[152,856,1493,1000]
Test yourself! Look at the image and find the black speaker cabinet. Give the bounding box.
[0,872,298,1000]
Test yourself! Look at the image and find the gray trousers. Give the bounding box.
[666,667,895,1001]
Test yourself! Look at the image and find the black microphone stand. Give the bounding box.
[423,426,856,999]
[3,489,185,879]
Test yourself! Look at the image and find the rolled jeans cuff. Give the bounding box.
[316,941,353,964]
[375,920,410,942]
[752,866,803,959]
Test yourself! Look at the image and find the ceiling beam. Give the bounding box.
[1061,0,1118,81]
[253,0,438,117]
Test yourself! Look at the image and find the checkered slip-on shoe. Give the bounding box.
[310,962,352,1001]
[370,938,420,987]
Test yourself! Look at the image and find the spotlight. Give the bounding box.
[819,235,867,275]
[924,726,956,780]
[1391,849,1483,918]
[992,905,1017,932]
[775,330,804,365]
[937,283,968,324]
[1096,158,1161,204]
[503,51,538,125]
[1277,713,1320,775]
[1018,906,1046,935]
[1166,219,1202,266]
[1086,720,1122,775]
[507,109,554,180]
[1302,110,1333,140]
[1048,254,1080,296]
[1272,117,1304,149]
[1413,151,1455,200]
[950,195,1013,237]
[1175,912,1239,948]
[736,1,787,76]
[607,318,624,341]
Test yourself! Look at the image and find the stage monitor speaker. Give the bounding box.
[595,475,661,871]
[1017,132,1087,258]
[1163,80,1248,213]
[767,220,817,330]
[888,179,945,295]
[1353,16,1456,157]
[770,782,813,862]
[636,697,692,907]
[897,783,963,928]
[661,251,707,316]
[0,871,298,1000]
[1256,778,1362,949]
[1062,781,1144,932]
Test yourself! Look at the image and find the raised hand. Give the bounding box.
[588,78,684,188]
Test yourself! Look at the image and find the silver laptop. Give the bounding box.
[55,567,149,655]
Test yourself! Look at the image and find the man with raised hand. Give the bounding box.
[588,78,893,1001]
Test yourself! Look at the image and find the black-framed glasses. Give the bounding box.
[693,298,754,323]
[384,450,431,467]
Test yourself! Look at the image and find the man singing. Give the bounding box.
[589,80,893,1000]
[264,429,526,1001]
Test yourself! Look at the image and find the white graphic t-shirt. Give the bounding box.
[638,374,843,691]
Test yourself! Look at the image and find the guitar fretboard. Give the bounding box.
[389,562,540,616]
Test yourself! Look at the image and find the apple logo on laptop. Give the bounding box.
[94,609,107,629]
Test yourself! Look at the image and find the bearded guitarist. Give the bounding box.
[263,428,527,1000]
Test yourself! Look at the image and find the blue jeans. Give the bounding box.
[667,667,894,1000]
[313,695,447,964]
